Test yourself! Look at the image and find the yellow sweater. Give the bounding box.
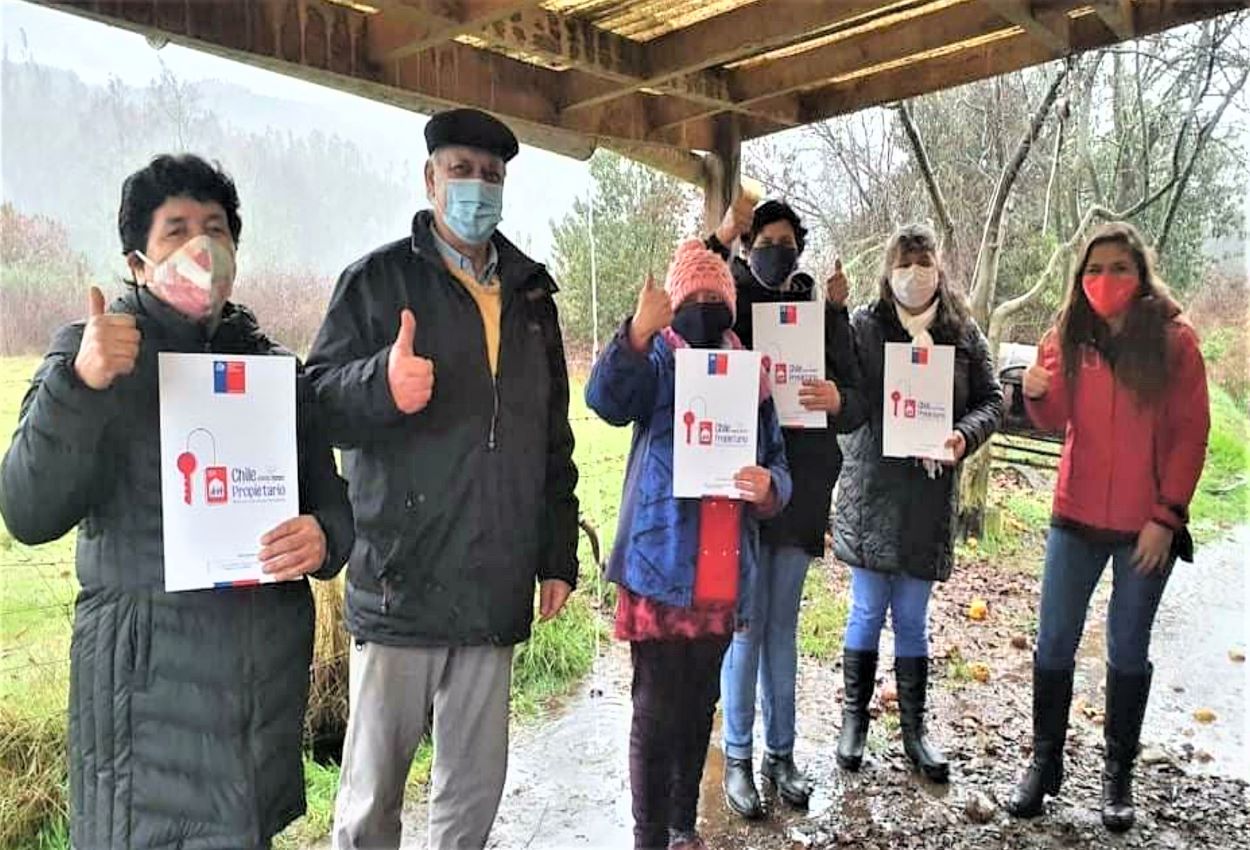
[444,261,502,376]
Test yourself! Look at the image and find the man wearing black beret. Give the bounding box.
[308,108,579,850]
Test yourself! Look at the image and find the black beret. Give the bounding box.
[425,108,519,162]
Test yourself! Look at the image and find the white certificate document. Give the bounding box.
[881,342,956,461]
[672,349,762,498]
[159,353,300,592]
[752,301,825,429]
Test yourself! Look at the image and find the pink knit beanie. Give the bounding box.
[664,238,737,319]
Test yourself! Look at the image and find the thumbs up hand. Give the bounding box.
[73,286,141,391]
[825,257,849,307]
[387,309,435,414]
[628,274,674,352]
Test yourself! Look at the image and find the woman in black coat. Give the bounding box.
[0,154,354,849]
[707,201,867,817]
[833,223,1003,782]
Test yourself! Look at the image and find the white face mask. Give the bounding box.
[890,264,939,310]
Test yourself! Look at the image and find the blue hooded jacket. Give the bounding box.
[585,322,792,626]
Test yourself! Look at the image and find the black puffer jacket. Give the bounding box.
[305,211,579,647]
[722,253,868,555]
[834,299,1003,581]
[0,289,354,849]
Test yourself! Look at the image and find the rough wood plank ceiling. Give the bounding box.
[37,0,1249,183]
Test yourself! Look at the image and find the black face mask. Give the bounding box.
[748,245,799,290]
[671,302,734,348]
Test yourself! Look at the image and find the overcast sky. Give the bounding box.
[0,0,596,264]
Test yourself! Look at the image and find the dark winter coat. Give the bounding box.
[834,299,1004,581]
[305,211,579,647]
[720,253,869,556]
[0,288,354,849]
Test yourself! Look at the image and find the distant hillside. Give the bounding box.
[1,58,419,278]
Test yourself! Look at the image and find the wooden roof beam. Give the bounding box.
[647,0,1076,136]
[368,0,542,61]
[790,0,1245,131]
[1092,0,1136,41]
[982,0,1072,54]
[37,0,614,160]
[562,0,889,113]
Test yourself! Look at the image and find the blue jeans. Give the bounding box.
[843,567,934,658]
[1036,526,1172,674]
[721,544,811,761]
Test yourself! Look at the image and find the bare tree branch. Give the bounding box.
[1043,97,1070,235]
[968,62,1070,322]
[896,100,957,257]
[1158,65,1250,251]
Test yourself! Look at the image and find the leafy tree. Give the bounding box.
[551,151,696,351]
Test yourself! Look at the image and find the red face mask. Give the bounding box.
[1082,273,1138,319]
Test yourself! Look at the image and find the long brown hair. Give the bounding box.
[877,223,972,336]
[1057,221,1176,404]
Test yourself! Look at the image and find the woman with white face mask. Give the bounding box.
[831,223,1003,783]
[0,154,355,850]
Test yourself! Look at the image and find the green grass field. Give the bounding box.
[1,352,1244,848]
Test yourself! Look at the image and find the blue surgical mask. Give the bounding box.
[442,178,504,245]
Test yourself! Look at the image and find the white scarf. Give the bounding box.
[895,299,944,479]
[895,298,940,347]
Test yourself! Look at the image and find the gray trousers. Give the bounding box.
[331,641,513,850]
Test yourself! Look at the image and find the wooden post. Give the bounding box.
[701,114,741,235]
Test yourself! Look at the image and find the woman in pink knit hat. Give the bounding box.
[586,239,792,850]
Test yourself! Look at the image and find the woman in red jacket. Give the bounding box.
[1007,222,1210,831]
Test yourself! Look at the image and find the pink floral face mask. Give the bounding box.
[134,234,236,323]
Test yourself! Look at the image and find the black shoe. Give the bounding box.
[722,757,764,820]
[761,752,812,808]
[895,656,950,783]
[1007,659,1075,818]
[1102,663,1152,833]
[836,649,878,771]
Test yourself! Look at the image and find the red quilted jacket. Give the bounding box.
[1026,318,1210,535]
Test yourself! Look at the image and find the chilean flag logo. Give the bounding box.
[911,347,929,366]
[780,305,798,325]
[707,353,729,375]
[214,361,246,394]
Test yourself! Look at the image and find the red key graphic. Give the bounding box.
[176,451,197,505]
[683,410,696,444]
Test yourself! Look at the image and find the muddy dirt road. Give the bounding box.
[385,529,1248,850]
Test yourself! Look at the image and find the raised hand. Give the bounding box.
[628,274,674,351]
[387,309,436,414]
[1023,362,1051,400]
[74,285,141,391]
[825,257,849,307]
[715,194,755,247]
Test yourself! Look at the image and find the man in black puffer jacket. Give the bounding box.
[307,109,579,850]
[706,200,868,818]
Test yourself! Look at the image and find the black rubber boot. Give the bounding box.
[761,752,812,808]
[722,757,764,820]
[895,656,950,783]
[836,650,878,771]
[1007,659,1075,817]
[1102,663,1152,833]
